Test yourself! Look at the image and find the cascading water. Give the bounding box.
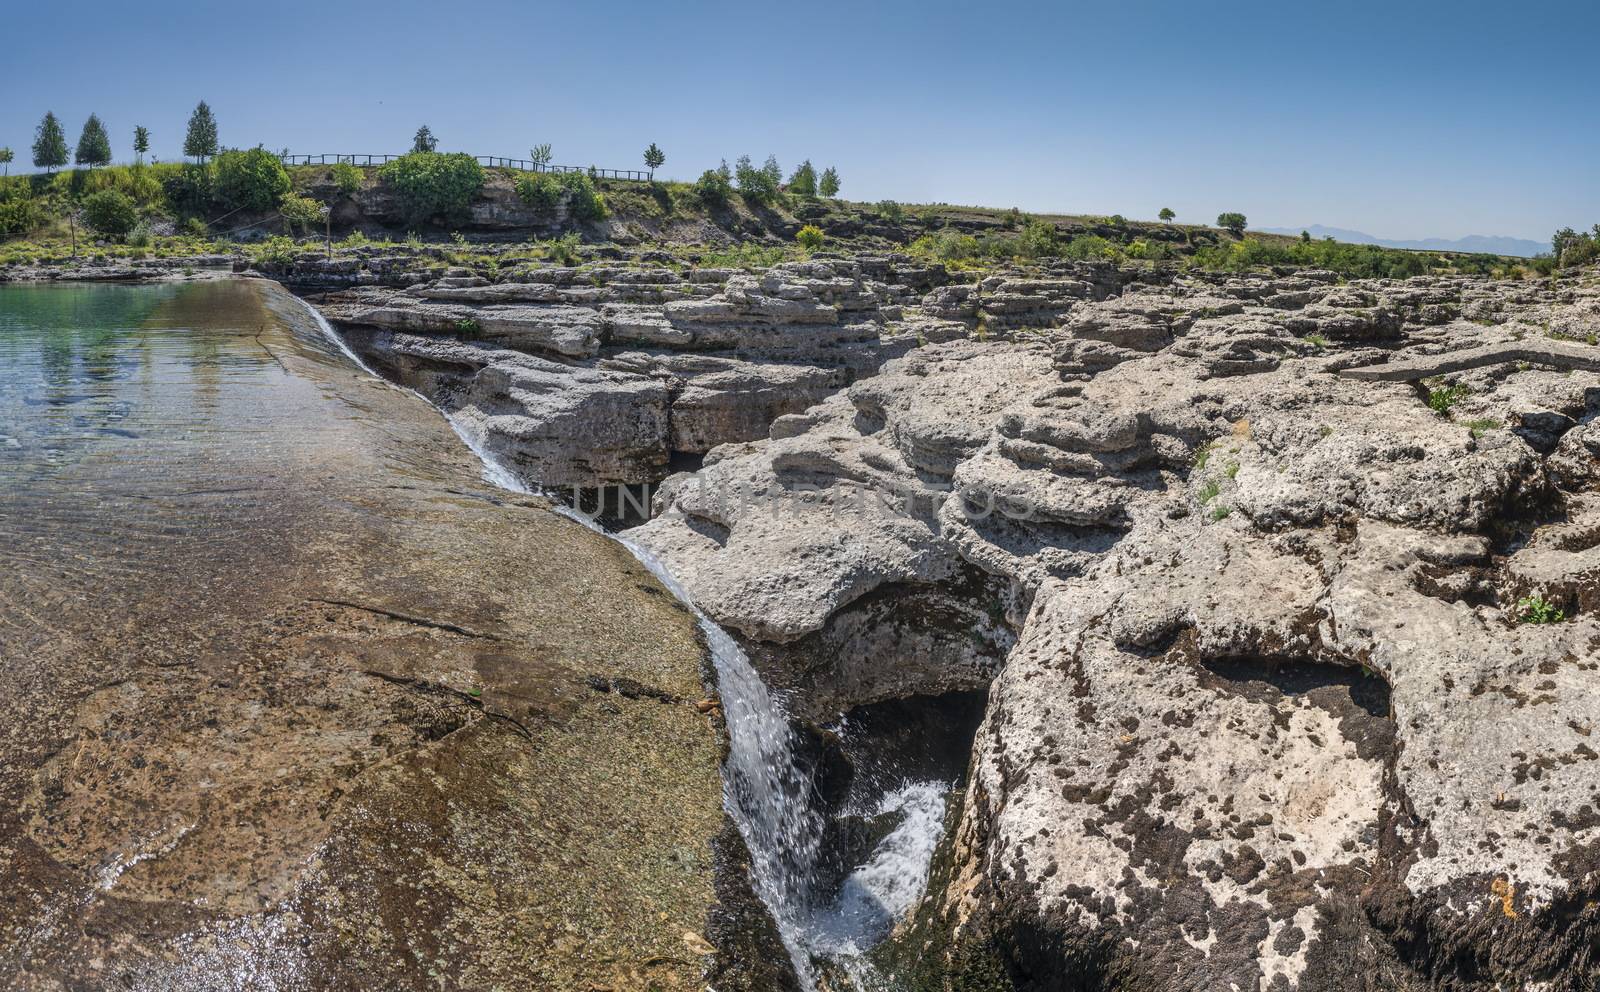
[297,296,945,988]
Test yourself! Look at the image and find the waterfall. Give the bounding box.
[295,296,939,989]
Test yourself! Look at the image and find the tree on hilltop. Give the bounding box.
[32,112,68,172]
[643,142,665,175]
[1159,206,1175,223]
[788,160,817,198]
[1217,211,1247,236]
[75,114,112,168]
[133,125,150,164]
[184,101,218,162]
[412,125,437,154]
[0,147,12,177]
[819,166,839,198]
[530,143,552,170]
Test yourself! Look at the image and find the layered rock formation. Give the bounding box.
[315,256,927,491]
[628,263,1600,989]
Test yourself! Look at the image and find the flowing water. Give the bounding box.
[299,299,956,986]
[0,279,947,989]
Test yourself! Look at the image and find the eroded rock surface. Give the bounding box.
[631,262,1600,989]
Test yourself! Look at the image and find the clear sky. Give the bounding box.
[3,0,1593,242]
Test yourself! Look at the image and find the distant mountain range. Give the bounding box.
[1257,225,1546,258]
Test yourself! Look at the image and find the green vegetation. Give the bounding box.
[1465,418,1501,439]
[515,169,605,220]
[788,160,817,199]
[530,143,553,170]
[331,161,363,195]
[33,112,68,172]
[279,192,325,234]
[819,166,840,198]
[875,199,904,222]
[700,242,789,270]
[1426,381,1469,415]
[693,161,733,205]
[133,126,149,163]
[1216,211,1248,236]
[74,115,112,168]
[796,224,825,250]
[734,154,782,205]
[183,101,218,163]
[1551,225,1600,269]
[1516,594,1565,624]
[514,170,561,210]
[1193,236,1438,279]
[643,142,665,173]
[1196,479,1221,505]
[1159,207,1175,223]
[214,147,291,212]
[412,124,438,154]
[81,188,137,237]
[454,316,481,336]
[378,151,485,223]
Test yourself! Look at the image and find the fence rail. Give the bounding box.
[277,153,651,181]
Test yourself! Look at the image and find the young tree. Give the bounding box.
[0,147,12,177]
[32,112,68,172]
[760,154,782,189]
[787,160,817,198]
[1158,206,1175,223]
[530,143,553,170]
[642,142,665,175]
[1216,211,1248,236]
[412,125,437,153]
[75,114,112,168]
[184,101,218,163]
[133,125,150,164]
[818,166,840,198]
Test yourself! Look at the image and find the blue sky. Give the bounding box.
[3,0,1593,242]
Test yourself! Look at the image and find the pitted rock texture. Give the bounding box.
[635,262,1600,989]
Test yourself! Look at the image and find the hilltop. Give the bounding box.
[0,153,1539,283]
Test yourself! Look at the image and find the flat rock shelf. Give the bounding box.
[0,278,726,991]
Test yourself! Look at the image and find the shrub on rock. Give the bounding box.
[214,147,291,212]
[379,151,485,224]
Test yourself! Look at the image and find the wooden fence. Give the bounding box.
[277,153,651,181]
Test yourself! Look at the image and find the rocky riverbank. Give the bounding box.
[6,239,1600,990]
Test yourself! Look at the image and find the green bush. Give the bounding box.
[378,151,485,224]
[693,163,733,205]
[558,171,605,222]
[515,170,561,210]
[331,161,363,195]
[279,192,325,233]
[796,224,825,250]
[875,199,904,222]
[214,147,291,212]
[0,182,42,236]
[82,188,138,238]
[162,163,215,217]
[1015,220,1059,257]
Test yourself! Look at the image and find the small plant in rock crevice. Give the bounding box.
[1426,382,1470,415]
[1515,595,1565,624]
[454,317,481,337]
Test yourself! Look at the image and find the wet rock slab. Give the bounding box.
[0,279,724,991]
